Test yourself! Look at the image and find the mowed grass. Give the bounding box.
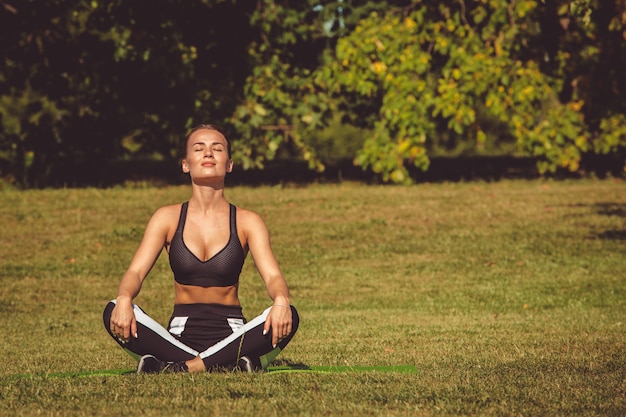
[0,179,625,416]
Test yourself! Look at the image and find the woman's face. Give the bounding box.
[181,128,233,180]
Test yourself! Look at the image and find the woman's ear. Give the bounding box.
[182,159,190,173]
[226,159,234,173]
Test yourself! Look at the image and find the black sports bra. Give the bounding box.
[168,202,246,287]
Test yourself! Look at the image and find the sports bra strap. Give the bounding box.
[229,204,237,235]
[177,202,189,234]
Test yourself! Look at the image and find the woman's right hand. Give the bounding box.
[110,297,137,343]
[107,205,173,344]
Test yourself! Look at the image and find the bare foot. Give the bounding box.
[185,356,207,373]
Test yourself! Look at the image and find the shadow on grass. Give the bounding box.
[595,230,626,241]
[267,359,312,370]
[595,202,626,218]
[557,202,626,241]
[593,202,626,241]
[592,202,626,241]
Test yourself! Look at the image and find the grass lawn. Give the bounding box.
[0,179,624,416]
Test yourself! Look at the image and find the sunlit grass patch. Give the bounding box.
[1,179,624,416]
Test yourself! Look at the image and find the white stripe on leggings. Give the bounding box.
[199,306,272,360]
[110,299,199,357]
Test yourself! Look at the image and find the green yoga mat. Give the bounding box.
[16,365,417,379]
[266,365,417,374]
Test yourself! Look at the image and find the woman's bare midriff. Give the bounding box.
[174,282,240,306]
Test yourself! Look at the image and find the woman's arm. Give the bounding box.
[243,209,293,347]
[109,206,173,342]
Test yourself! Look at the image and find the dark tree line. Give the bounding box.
[1,0,624,187]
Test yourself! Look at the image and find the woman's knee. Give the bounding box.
[102,301,116,336]
[103,301,114,322]
[290,305,300,334]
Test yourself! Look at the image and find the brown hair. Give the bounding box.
[182,124,232,159]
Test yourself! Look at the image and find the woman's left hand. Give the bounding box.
[263,304,293,347]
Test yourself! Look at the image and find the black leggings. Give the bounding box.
[103,301,299,370]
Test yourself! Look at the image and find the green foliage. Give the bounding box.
[0,84,66,185]
[0,0,255,186]
[312,1,626,183]
[568,0,594,25]
[303,112,370,163]
[230,1,332,172]
[0,0,624,186]
[231,55,327,171]
[230,1,416,173]
[595,114,626,158]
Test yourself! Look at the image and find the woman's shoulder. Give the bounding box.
[233,205,266,228]
[154,202,184,215]
[148,203,184,224]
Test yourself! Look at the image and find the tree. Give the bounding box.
[538,0,626,167]
[311,0,625,183]
[1,0,623,186]
[229,0,625,184]
[229,1,417,172]
[0,0,255,187]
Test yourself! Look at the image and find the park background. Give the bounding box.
[1,0,625,188]
[1,1,625,416]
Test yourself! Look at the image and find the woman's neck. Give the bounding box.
[188,184,229,212]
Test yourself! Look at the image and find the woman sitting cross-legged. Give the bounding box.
[103,124,299,373]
